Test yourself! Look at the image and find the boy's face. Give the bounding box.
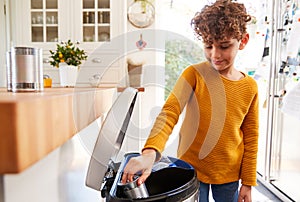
[203,34,249,72]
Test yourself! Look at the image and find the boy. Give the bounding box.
[122,1,258,201]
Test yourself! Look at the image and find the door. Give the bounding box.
[269,3,300,200]
[256,0,300,201]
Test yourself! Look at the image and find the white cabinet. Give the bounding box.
[10,0,127,86]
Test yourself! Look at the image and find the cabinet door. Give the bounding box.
[11,0,62,51]
[82,0,111,43]
[71,0,125,51]
[31,0,59,42]
[69,0,126,87]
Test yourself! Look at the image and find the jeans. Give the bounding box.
[198,181,239,202]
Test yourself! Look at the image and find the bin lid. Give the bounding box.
[86,87,138,190]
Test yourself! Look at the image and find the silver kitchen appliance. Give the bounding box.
[86,87,199,201]
[8,47,43,92]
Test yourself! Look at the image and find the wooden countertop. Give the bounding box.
[0,87,117,174]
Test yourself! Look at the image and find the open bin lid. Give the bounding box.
[86,87,138,190]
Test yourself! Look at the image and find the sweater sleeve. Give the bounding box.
[143,66,197,156]
[240,81,259,186]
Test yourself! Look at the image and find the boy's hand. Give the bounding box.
[238,185,252,202]
[121,149,157,186]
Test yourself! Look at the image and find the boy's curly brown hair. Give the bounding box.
[191,0,251,44]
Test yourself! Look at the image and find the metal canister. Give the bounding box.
[117,176,149,199]
[10,47,43,92]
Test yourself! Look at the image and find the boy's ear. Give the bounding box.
[239,33,249,50]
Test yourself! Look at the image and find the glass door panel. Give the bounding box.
[31,11,43,24]
[98,27,110,42]
[46,12,58,24]
[46,27,58,42]
[30,0,58,42]
[32,27,43,42]
[83,27,95,42]
[31,0,43,9]
[82,0,111,42]
[83,0,95,9]
[99,11,110,23]
[98,0,109,8]
[263,0,300,200]
[46,0,57,9]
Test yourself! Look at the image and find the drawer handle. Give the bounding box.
[43,58,49,63]
[92,58,102,63]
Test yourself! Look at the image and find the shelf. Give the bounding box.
[82,23,110,26]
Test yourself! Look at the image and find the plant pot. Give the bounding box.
[59,65,78,87]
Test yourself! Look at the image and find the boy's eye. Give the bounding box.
[220,45,230,49]
[204,44,231,49]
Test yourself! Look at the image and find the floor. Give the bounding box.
[2,134,284,202]
[250,182,283,202]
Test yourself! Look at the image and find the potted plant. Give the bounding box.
[49,40,88,87]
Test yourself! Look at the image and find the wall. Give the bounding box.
[0,0,7,87]
[122,0,166,153]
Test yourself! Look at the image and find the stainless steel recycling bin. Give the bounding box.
[86,87,199,202]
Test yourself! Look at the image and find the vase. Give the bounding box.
[59,65,78,87]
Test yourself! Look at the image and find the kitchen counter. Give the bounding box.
[0,87,117,174]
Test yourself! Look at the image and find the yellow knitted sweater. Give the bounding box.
[144,61,259,186]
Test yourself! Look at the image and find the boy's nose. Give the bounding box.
[211,48,221,59]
